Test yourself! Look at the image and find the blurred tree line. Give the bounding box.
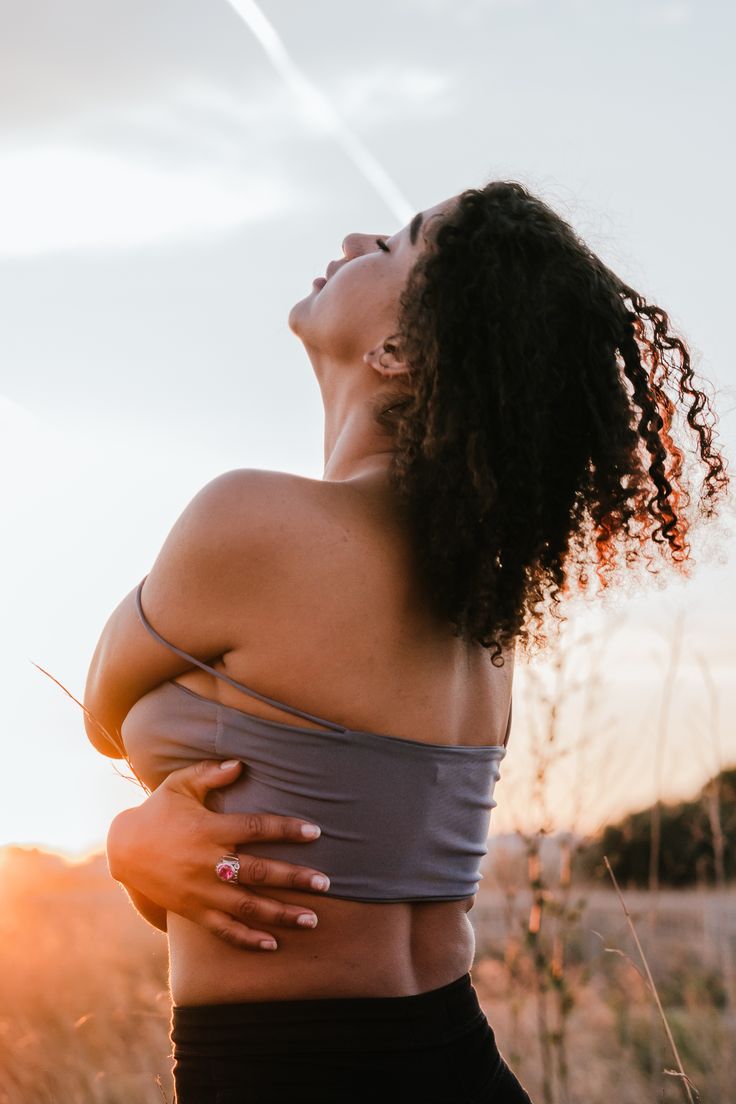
[579,767,736,887]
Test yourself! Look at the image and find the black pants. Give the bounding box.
[171,972,533,1103]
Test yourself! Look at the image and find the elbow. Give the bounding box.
[106,808,136,883]
[84,652,127,759]
[83,710,127,760]
[89,735,127,760]
[83,671,127,759]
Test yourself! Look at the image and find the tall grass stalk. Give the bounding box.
[518,625,615,1104]
[604,856,700,1104]
[647,614,685,1090]
[31,660,150,794]
[697,651,735,1103]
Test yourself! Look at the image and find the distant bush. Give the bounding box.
[578,768,736,887]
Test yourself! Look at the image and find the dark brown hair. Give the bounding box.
[372,181,729,663]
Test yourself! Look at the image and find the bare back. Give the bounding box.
[169,471,513,1003]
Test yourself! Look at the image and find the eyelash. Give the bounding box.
[376,237,390,252]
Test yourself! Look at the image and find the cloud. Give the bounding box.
[403,0,535,17]
[334,66,459,129]
[0,50,433,260]
[221,0,415,223]
[0,145,297,257]
[0,0,260,133]
[640,1,692,26]
[110,82,335,159]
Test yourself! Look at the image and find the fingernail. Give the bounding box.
[310,875,329,891]
[297,913,318,928]
[260,940,278,950]
[301,824,321,838]
[220,760,240,770]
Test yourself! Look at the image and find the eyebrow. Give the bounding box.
[409,212,424,246]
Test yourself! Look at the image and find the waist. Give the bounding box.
[167,894,476,1006]
[171,971,485,1052]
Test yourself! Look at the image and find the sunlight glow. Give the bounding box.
[223,0,415,225]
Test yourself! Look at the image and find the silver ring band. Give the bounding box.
[215,852,241,884]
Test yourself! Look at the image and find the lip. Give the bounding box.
[312,276,327,290]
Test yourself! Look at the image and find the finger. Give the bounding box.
[233,852,330,895]
[213,810,323,845]
[161,759,243,803]
[201,908,280,952]
[214,883,319,930]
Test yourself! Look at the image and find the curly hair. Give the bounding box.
[370,181,729,663]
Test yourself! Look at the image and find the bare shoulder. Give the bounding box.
[201,470,379,543]
[164,469,403,615]
[143,468,339,632]
[191,468,341,539]
[178,468,369,573]
[176,468,303,532]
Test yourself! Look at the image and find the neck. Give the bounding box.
[322,406,396,483]
[307,346,398,483]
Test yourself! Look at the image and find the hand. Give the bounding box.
[106,759,331,951]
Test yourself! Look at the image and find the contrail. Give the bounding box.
[222,0,415,226]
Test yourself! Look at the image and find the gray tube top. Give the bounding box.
[121,577,510,904]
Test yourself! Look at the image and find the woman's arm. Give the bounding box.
[83,468,282,757]
[107,759,331,950]
[118,885,168,933]
[88,469,331,945]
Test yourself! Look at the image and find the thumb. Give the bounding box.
[162,758,243,802]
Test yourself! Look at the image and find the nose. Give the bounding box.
[341,232,378,258]
[327,233,380,280]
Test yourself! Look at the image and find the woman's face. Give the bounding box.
[289,195,457,365]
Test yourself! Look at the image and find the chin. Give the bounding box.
[287,298,305,335]
[288,285,324,337]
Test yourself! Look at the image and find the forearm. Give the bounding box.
[120,884,168,933]
[106,809,167,932]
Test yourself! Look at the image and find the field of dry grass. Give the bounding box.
[1,845,734,1103]
[0,850,171,1104]
[473,880,736,1102]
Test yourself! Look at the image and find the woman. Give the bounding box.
[86,180,727,1102]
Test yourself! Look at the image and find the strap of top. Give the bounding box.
[135,575,513,749]
[134,576,348,732]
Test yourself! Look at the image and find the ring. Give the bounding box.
[215,853,241,884]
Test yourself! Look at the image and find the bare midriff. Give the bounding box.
[168,895,477,1005]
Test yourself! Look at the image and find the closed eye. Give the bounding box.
[375,237,390,252]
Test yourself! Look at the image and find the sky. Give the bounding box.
[1,0,735,856]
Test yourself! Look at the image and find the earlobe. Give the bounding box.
[363,341,411,378]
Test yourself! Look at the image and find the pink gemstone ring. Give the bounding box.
[215,853,241,884]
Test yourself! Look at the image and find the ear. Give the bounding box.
[363,340,411,378]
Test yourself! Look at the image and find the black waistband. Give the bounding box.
[171,972,489,1054]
